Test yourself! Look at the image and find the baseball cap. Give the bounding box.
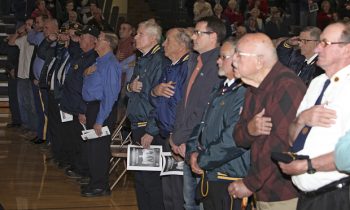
[75,25,100,38]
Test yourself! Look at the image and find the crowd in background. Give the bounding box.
[1,0,350,210]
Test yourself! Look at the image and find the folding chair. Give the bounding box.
[109,114,132,190]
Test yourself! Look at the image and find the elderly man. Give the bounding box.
[277,26,324,86]
[60,25,98,183]
[81,31,121,197]
[186,39,250,210]
[27,17,58,144]
[279,22,350,210]
[150,27,192,210]
[170,16,225,210]
[228,33,306,210]
[126,19,165,210]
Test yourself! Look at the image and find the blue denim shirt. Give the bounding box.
[27,30,45,80]
[82,51,121,125]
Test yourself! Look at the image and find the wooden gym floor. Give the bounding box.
[0,111,138,210]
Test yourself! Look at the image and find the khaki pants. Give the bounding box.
[256,198,298,210]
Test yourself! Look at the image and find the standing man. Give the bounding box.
[60,25,98,183]
[279,22,350,210]
[277,26,323,86]
[81,31,121,197]
[170,16,225,210]
[186,40,250,210]
[151,27,192,210]
[126,19,165,210]
[228,33,306,210]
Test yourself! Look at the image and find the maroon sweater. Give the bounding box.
[234,61,307,202]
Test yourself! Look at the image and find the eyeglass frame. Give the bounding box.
[318,39,350,48]
[218,54,234,60]
[297,38,319,44]
[234,50,261,59]
[193,30,215,36]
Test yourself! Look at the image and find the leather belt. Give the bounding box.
[301,177,350,198]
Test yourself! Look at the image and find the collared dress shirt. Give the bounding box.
[292,66,350,192]
[82,51,121,125]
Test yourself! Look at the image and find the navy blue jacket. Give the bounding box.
[277,40,324,86]
[151,53,189,138]
[126,44,166,136]
[60,49,98,115]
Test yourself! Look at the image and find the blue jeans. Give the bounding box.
[17,78,37,131]
[183,163,201,210]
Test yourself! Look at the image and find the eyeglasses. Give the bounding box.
[218,54,234,60]
[234,50,261,59]
[193,30,214,36]
[298,38,319,44]
[318,39,350,48]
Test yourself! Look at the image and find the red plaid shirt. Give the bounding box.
[234,62,307,202]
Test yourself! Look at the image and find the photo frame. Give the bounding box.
[160,152,184,176]
[127,145,162,171]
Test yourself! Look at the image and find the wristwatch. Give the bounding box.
[307,158,316,174]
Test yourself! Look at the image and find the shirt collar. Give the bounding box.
[305,53,318,65]
[96,51,114,63]
[171,53,190,66]
[224,78,235,87]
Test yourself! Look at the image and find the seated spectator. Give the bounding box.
[223,0,244,26]
[214,3,233,37]
[265,7,290,39]
[235,25,247,39]
[82,1,99,24]
[248,0,269,17]
[245,16,261,33]
[87,8,112,31]
[62,10,79,28]
[193,0,214,22]
[317,0,334,30]
[31,0,52,18]
[248,7,264,31]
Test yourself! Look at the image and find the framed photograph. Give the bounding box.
[160,152,184,176]
[309,2,319,13]
[127,145,162,171]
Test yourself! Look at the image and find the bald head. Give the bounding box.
[232,33,278,87]
[238,33,277,67]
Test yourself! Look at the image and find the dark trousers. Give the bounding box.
[47,91,64,162]
[85,101,117,189]
[32,84,47,140]
[132,128,165,210]
[160,134,184,210]
[8,77,21,124]
[61,115,89,176]
[203,181,249,210]
[297,181,350,210]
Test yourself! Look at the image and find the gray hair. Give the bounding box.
[301,26,321,40]
[139,19,162,43]
[174,28,193,50]
[103,32,119,50]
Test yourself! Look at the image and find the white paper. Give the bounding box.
[60,110,73,122]
[80,126,111,140]
[127,145,163,171]
[160,152,184,176]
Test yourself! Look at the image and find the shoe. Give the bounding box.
[65,168,82,179]
[81,187,111,197]
[6,123,21,128]
[30,136,38,142]
[33,139,45,144]
[57,162,70,169]
[78,177,90,185]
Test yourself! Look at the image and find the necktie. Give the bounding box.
[185,55,202,106]
[291,79,331,152]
